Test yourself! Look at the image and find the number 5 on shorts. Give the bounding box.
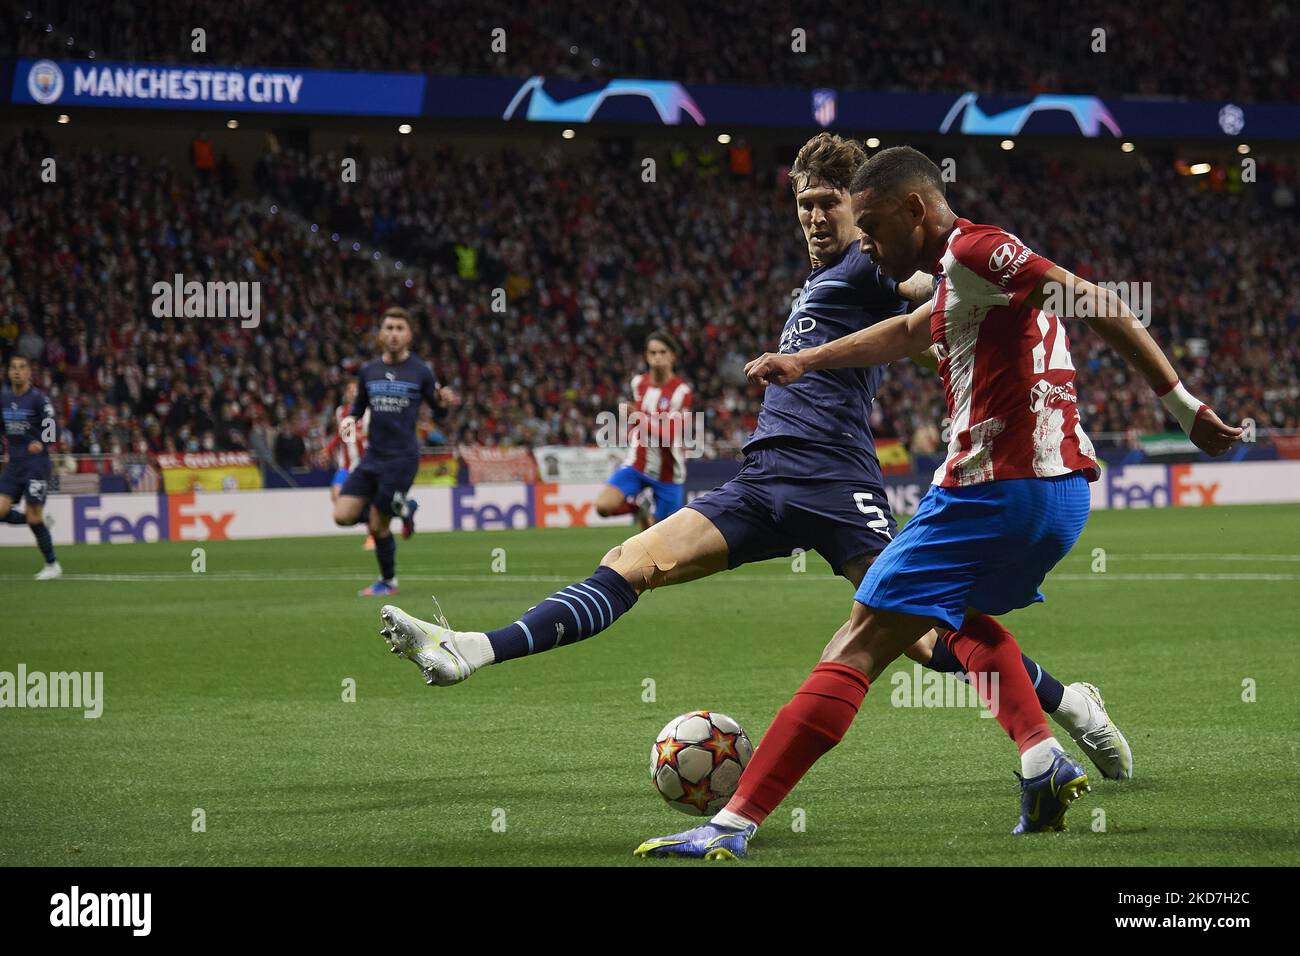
[853,491,892,540]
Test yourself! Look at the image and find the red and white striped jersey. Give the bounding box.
[929,218,1099,487]
[333,405,369,470]
[622,373,693,484]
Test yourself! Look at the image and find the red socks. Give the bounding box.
[605,500,637,517]
[943,613,1051,753]
[722,615,1047,826]
[725,662,870,825]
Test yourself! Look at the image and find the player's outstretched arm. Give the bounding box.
[1029,266,1242,457]
[746,300,933,386]
[897,271,938,304]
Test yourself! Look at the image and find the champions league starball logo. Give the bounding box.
[27,59,65,104]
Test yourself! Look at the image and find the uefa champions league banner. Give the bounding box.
[10,461,1300,547]
[9,59,1297,138]
[11,58,426,115]
[476,76,1291,139]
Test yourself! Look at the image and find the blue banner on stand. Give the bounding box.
[12,58,425,115]
[9,58,1297,139]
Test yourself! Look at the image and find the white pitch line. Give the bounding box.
[1126,554,1300,563]
[3,571,1299,584]
[1052,572,1300,582]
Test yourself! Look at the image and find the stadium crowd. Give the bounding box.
[3,125,1298,473]
[3,0,1295,102]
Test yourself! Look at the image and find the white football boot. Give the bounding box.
[35,561,62,581]
[1066,681,1133,780]
[379,603,479,687]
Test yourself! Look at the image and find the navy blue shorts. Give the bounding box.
[857,473,1090,632]
[339,455,419,516]
[687,445,895,576]
[0,459,51,506]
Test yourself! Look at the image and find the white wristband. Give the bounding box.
[1159,381,1205,435]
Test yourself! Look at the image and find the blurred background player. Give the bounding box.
[595,330,692,530]
[333,307,458,597]
[320,380,374,550]
[0,355,60,580]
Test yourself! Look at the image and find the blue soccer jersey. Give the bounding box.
[350,354,441,461]
[745,242,908,481]
[2,385,55,465]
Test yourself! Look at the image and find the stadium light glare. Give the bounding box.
[226,119,239,129]
[1000,139,1015,151]
[398,124,412,135]
[562,128,576,140]
[1237,144,1250,155]
[1189,162,1212,175]
[1121,141,1135,152]
[717,133,732,145]
[56,114,70,125]
[866,137,881,148]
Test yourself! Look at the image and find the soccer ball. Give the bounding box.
[650,710,753,816]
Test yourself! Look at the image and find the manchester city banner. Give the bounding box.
[11,58,1298,138]
[12,58,426,115]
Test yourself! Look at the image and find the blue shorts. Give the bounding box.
[687,444,896,577]
[606,465,684,522]
[331,467,350,488]
[339,455,419,516]
[0,459,51,506]
[855,473,1090,632]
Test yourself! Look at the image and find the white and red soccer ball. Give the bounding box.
[650,710,753,815]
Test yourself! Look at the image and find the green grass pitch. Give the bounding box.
[2,503,1298,866]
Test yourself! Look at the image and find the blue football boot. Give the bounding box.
[1013,749,1091,834]
[633,821,756,860]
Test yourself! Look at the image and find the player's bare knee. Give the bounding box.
[604,529,677,593]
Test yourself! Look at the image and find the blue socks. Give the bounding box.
[3,510,25,524]
[375,534,396,582]
[926,635,1065,714]
[486,566,639,662]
